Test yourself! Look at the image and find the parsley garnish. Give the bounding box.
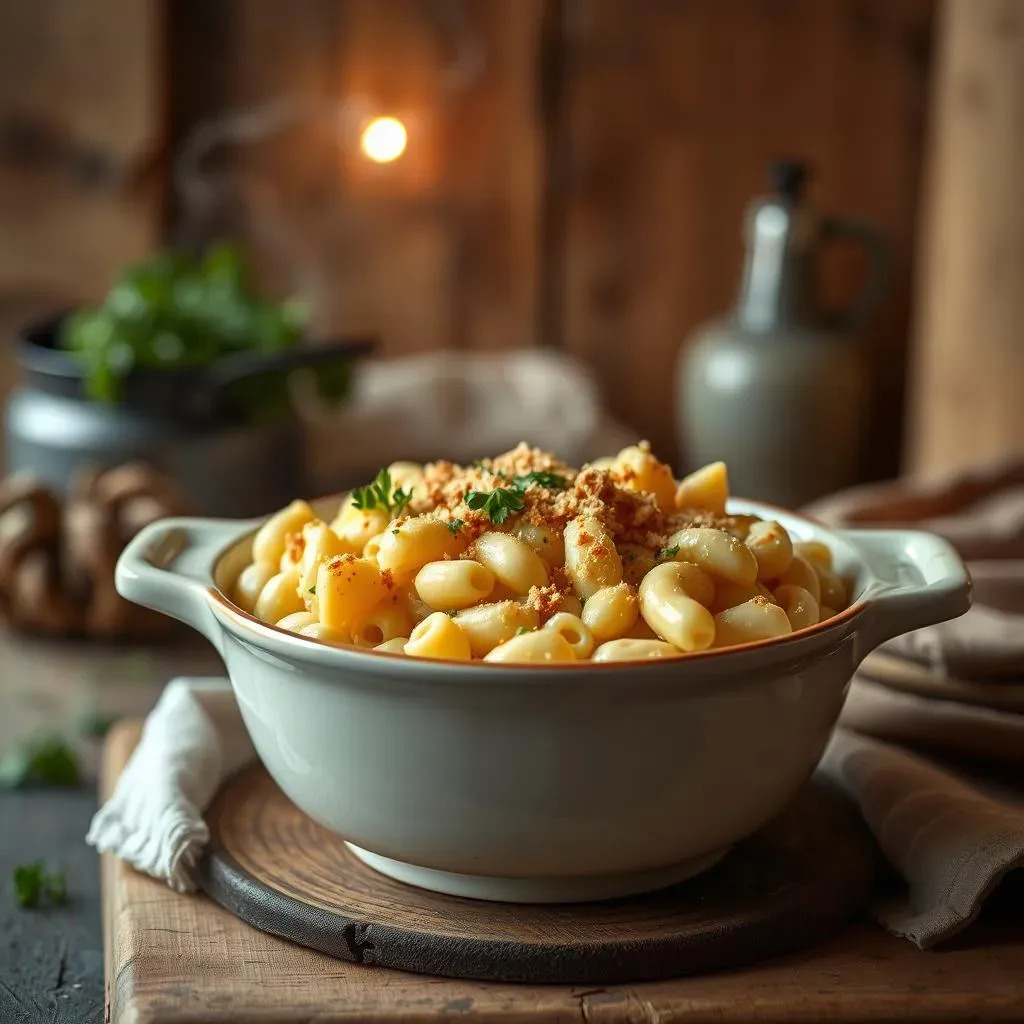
[351,468,413,518]
[12,861,67,908]
[513,471,567,491]
[308,585,316,595]
[656,545,680,562]
[515,625,536,636]
[472,463,567,492]
[446,519,465,536]
[77,711,116,739]
[463,470,568,526]
[0,734,80,789]
[465,487,525,525]
[391,528,400,536]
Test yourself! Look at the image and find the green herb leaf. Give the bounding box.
[465,487,525,525]
[512,471,568,491]
[13,863,42,908]
[446,519,465,536]
[76,711,116,740]
[473,458,514,481]
[514,625,536,636]
[391,487,413,518]
[308,585,316,595]
[656,545,680,562]
[391,528,400,536]
[59,241,315,414]
[351,469,414,518]
[351,467,390,510]
[44,870,67,905]
[12,861,67,909]
[0,735,80,789]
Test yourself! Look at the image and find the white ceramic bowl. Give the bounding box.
[116,499,971,903]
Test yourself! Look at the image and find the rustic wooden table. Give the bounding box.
[3,632,1024,1024]
[0,632,221,1024]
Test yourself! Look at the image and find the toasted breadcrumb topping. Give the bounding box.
[405,443,748,610]
[416,443,738,548]
[284,533,306,565]
[524,583,564,620]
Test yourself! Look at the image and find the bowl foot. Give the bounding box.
[344,843,731,903]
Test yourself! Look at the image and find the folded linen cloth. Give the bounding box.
[811,458,1024,947]
[807,458,1024,678]
[87,678,253,892]
[818,729,1024,948]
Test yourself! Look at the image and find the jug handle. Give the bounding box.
[821,215,892,333]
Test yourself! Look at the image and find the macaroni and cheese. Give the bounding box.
[231,443,850,663]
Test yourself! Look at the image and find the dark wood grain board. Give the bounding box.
[196,761,875,983]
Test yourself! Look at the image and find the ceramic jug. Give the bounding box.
[676,161,890,509]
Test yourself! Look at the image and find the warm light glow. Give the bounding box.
[360,116,408,163]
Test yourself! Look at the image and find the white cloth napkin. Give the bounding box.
[87,678,253,892]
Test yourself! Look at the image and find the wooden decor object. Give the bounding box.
[907,0,1024,476]
[0,462,187,639]
[194,760,875,984]
[103,722,1024,1024]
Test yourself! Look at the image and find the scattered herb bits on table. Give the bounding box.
[11,861,67,909]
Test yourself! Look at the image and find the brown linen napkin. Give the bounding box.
[806,459,1024,679]
[805,460,1024,947]
[860,651,1024,713]
[818,729,1024,948]
[839,678,1024,768]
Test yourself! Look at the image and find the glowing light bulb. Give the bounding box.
[360,116,407,163]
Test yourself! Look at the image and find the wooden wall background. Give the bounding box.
[0,0,938,479]
[0,0,162,393]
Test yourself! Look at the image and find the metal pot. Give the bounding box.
[4,315,374,517]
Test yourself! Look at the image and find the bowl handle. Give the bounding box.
[843,528,973,652]
[115,517,249,655]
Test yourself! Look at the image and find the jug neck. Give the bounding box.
[734,162,821,333]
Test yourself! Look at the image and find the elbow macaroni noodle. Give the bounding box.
[231,443,851,663]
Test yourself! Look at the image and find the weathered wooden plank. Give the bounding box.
[906,0,1024,476]
[169,0,542,356]
[0,0,161,306]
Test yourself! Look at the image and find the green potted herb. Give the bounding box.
[6,243,375,516]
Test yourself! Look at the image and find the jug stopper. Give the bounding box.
[769,160,809,203]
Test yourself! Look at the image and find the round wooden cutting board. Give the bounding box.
[199,767,875,984]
